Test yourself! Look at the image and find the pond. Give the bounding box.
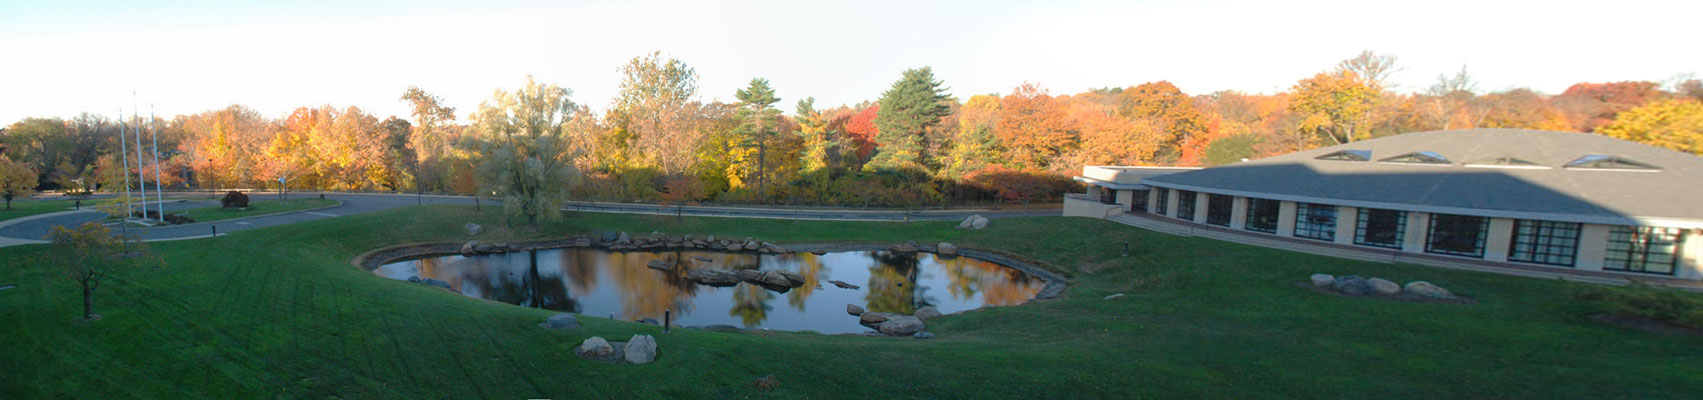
[374,248,1044,334]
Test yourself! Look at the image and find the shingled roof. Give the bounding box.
[1143,129,1703,227]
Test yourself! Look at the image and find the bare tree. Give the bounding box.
[1425,66,1481,129]
[1336,50,1402,90]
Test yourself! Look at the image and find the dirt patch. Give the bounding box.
[1295,282,1476,305]
[1589,313,1703,336]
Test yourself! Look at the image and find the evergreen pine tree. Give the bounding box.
[869,67,953,171]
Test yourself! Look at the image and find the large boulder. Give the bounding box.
[464,222,483,236]
[936,242,958,256]
[847,304,865,316]
[859,312,896,326]
[220,191,249,208]
[958,215,989,230]
[578,337,613,356]
[684,269,744,287]
[892,241,919,253]
[1332,275,1372,295]
[423,278,453,290]
[776,270,806,287]
[1309,273,1335,286]
[624,334,657,364]
[617,232,631,244]
[538,313,580,330]
[914,306,943,320]
[746,270,797,291]
[460,240,480,256]
[877,315,926,336]
[1367,278,1401,295]
[1403,281,1456,299]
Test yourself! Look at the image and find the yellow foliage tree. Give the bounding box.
[1597,99,1703,155]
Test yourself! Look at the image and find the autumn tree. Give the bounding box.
[1289,71,1378,145]
[1336,50,1401,91]
[1597,99,1703,155]
[47,222,153,321]
[728,78,784,197]
[842,105,880,162]
[469,76,580,226]
[941,94,1002,179]
[0,155,36,210]
[1554,81,1663,132]
[869,67,953,171]
[1119,81,1206,162]
[793,97,838,174]
[180,105,269,188]
[1422,66,1480,130]
[612,51,702,174]
[995,83,1075,171]
[401,87,456,191]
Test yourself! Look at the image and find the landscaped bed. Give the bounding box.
[1,204,1700,398]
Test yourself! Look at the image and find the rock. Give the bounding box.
[746,270,797,291]
[1103,293,1126,300]
[913,332,935,339]
[423,278,452,290]
[617,232,631,244]
[538,313,580,330]
[892,241,919,253]
[460,240,480,256]
[464,222,483,236]
[761,242,788,253]
[406,276,422,283]
[578,337,613,356]
[1403,281,1456,298]
[776,270,806,286]
[1333,275,1372,295]
[859,312,895,326]
[624,334,657,364]
[829,280,860,290]
[914,306,942,320]
[743,241,760,251]
[637,318,661,326]
[810,250,827,255]
[937,242,958,256]
[734,269,763,281]
[691,256,713,262]
[1309,273,1335,286]
[574,238,592,247]
[958,215,989,230]
[877,315,925,336]
[1368,278,1401,295]
[600,231,618,242]
[847,304,865,316]
[684,269,745,287]
[645,260,672,271]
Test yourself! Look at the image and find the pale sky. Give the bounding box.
[2,0,1697,125]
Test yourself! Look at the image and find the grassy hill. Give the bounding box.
[1,204,1698,399]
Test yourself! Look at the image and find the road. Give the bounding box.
[0,192,1053,247]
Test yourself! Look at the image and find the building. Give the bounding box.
[1069,129,1703,285]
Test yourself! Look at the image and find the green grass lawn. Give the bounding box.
[1,204,1699,399]
[0,200,81,223]
[166,198,339,223]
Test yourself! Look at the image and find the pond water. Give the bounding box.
[374,249,1043,334]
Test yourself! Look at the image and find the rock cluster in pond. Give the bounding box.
[460,240,514,256]
[1308,273,1462,301]
[848,304,937,337]
[682,268,806,292]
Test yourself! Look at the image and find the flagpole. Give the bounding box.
[119,107,133,221]
[134,91,148,222]
[152,104,164,223]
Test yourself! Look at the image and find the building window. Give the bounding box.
[1507,220,1581,267]
[1205,195,1233,226]
[1604,226,1685,275]
[1380,151,1451,165]
[1245,198,1279,233]
[1354,208,1406,249]
[1153,189,1169,216]
[1425,214,1489,258]
[1176,191,1197,221]
[1293,203,1337,241]
[1315,150,1371,161]
[1130,189,1149,213]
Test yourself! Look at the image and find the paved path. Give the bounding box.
[0,192,1052,247]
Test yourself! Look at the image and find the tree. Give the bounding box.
[0,155,36,210]
[612,51,702,174]
[729,78,783,197]
[1336,50,1401,91]
[1554,81,1664,132]
[793,97,838,174]
[1203,133,1263,166]
[400,87,457,191]
[1289,71,1379,145]
[1597,99,1703,155]
[1422,66,1480,130]
[994,83,1075,171]
[869,67,953,171]
[47,222,152,321]
[1119,81,1206,161]
[469,76,580,226]
[941,94,1002,179]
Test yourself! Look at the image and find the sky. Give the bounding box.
[1,0,1698,125]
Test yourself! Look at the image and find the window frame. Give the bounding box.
[1205,194,1233,227]
[1424,213,1490,258]
[1353,208,1406,250]
[1244,198,1280,234]
[1603,226,1685,275]
[1153,189,1169,216]
[1292,203,1337,241]
[1175,191,1197,221]
[1507,220,1582,267]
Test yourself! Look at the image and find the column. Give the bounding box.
[1276,201,1298,236]
[1193,193,1210,223]
[1334,206,1358,245]
[1483,218,1515,262]
[1401,212,1429,254]
[1229,197,1248,230]
[1575,224,1610,272]
[1679,230,1703,280]
[1165,189,1180,217]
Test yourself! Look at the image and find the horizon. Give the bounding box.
[2,0,1699,124]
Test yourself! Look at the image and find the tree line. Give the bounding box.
[3,51,1701,215]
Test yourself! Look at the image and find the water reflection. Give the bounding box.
[374,249,1043,334]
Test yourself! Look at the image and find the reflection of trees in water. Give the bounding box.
[529,251,580,313]
[729,283,774,327]
[939,256,1044,306]
[562,249,601,294]
[611,251,693,321]
[865,251,922,314]
[784,254,826,311]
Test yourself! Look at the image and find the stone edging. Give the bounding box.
[350,235,1071,301]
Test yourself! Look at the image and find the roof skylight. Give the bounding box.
[1464,155,1547,169]
[1379,151,1451,165]
[1315,150,1371,161]
[1563,155,1660,171]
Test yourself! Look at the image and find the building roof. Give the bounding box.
[1143,129,1703,227]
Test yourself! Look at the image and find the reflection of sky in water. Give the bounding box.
[376,249,1043,334]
